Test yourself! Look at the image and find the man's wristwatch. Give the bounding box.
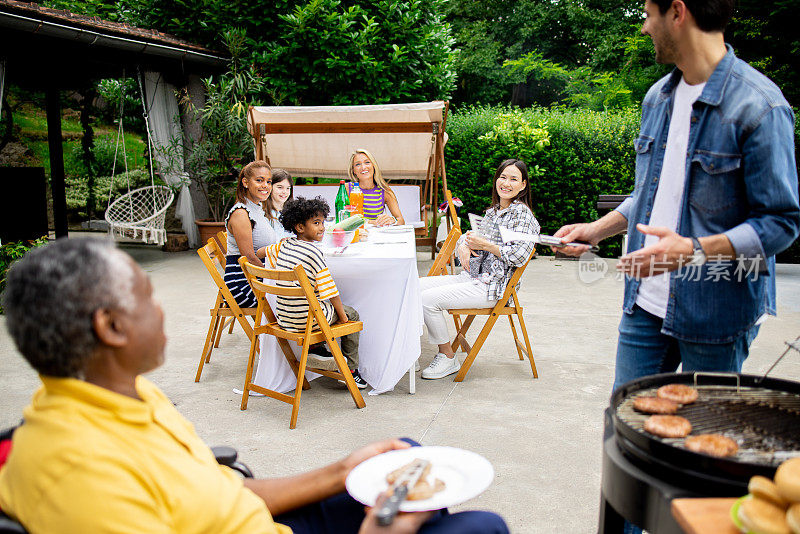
[687,237,707,266]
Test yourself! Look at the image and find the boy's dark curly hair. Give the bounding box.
[280,196,330,234]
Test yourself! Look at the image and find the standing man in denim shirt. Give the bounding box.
[555,0,800,391]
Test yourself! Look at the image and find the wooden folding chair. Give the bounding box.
[195,238,257,382]
[238,257,366,429]
[427,224,462,277]
[448,248,538,382]
[213,231,239,338]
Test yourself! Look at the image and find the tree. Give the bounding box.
[256,0,456,105]
[50,0,457,106]
[727,0,800,106]
[444,0,656,107]
[181,30,264,222]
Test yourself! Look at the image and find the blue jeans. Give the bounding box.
[614,305,759,534]
[613,305,760,392]
[275,439,509,534]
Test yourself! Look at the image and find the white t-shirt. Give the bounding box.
[636,77,706,319]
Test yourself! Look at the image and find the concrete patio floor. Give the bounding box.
[1,240,799,533]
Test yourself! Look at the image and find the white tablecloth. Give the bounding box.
[252,227,423,395]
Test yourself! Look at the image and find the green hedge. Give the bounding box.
[444,106,800,262]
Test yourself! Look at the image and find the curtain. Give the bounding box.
[143,71,199,247]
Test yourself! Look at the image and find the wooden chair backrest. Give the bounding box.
[197,238,256,342]
[497,246,537,304]
[217,231,228,255]
[444,189,459,228]
[427,224,462,277]
[198,238,229,290]
[238,257,334,339]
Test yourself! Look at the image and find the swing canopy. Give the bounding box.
[247,102,446,181]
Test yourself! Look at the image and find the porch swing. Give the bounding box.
[104,71,173,245]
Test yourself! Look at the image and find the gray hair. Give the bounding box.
[2,237,135,377]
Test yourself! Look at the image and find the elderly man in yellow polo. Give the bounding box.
[0,238,507,534]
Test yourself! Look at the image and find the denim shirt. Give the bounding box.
[616,45,800,343]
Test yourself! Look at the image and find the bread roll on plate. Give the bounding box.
[776,457,800,504]
[750,475,789,509]
[786,504,800,534]
[737,497,791,534]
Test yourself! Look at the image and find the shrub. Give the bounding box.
[67,134,145,179]
[0,236,49,314]
[66,169,163,218]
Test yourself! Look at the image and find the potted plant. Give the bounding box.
[183,29,264,243]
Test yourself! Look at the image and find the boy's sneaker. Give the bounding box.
[307,351,337,371]
[340,370,368,389]
[421,353,461,380]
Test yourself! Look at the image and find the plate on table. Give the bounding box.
[345,446,494,512]
[377,225,413,234]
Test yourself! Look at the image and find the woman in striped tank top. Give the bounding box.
[347,148,405,227]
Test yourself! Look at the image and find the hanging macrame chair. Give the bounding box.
[104,70,174,246]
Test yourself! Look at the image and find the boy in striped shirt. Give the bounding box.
[263,196,366,389]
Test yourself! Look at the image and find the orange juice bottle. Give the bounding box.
[349,185,363,215]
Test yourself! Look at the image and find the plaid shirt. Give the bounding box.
[468,200,540,300]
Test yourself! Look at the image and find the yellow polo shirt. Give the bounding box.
[0,376,291,534]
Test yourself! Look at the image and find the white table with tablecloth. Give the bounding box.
[251,226,423,395]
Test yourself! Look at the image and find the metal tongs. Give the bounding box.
[756,333,800,383]
[375,459,430,526]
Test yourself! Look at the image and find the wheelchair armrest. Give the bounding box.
[211,446,254,479]
[0,511,26,534]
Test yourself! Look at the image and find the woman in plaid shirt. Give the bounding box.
[420,159,540,379]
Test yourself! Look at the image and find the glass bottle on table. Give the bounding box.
[335,180,349,222]
[349,184,363,215]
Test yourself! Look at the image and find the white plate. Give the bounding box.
[345,446,494,512]
[377,225,413,233]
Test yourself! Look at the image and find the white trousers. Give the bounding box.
[419,274,497,345]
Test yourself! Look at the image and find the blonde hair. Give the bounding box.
[347,148,395,200]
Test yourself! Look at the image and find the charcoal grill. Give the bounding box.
[598,372,800,534]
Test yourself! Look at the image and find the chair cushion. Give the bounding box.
[0,439,10,469]
[0,431,12,513]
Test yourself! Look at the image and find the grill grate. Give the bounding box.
[617,386,800,466]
